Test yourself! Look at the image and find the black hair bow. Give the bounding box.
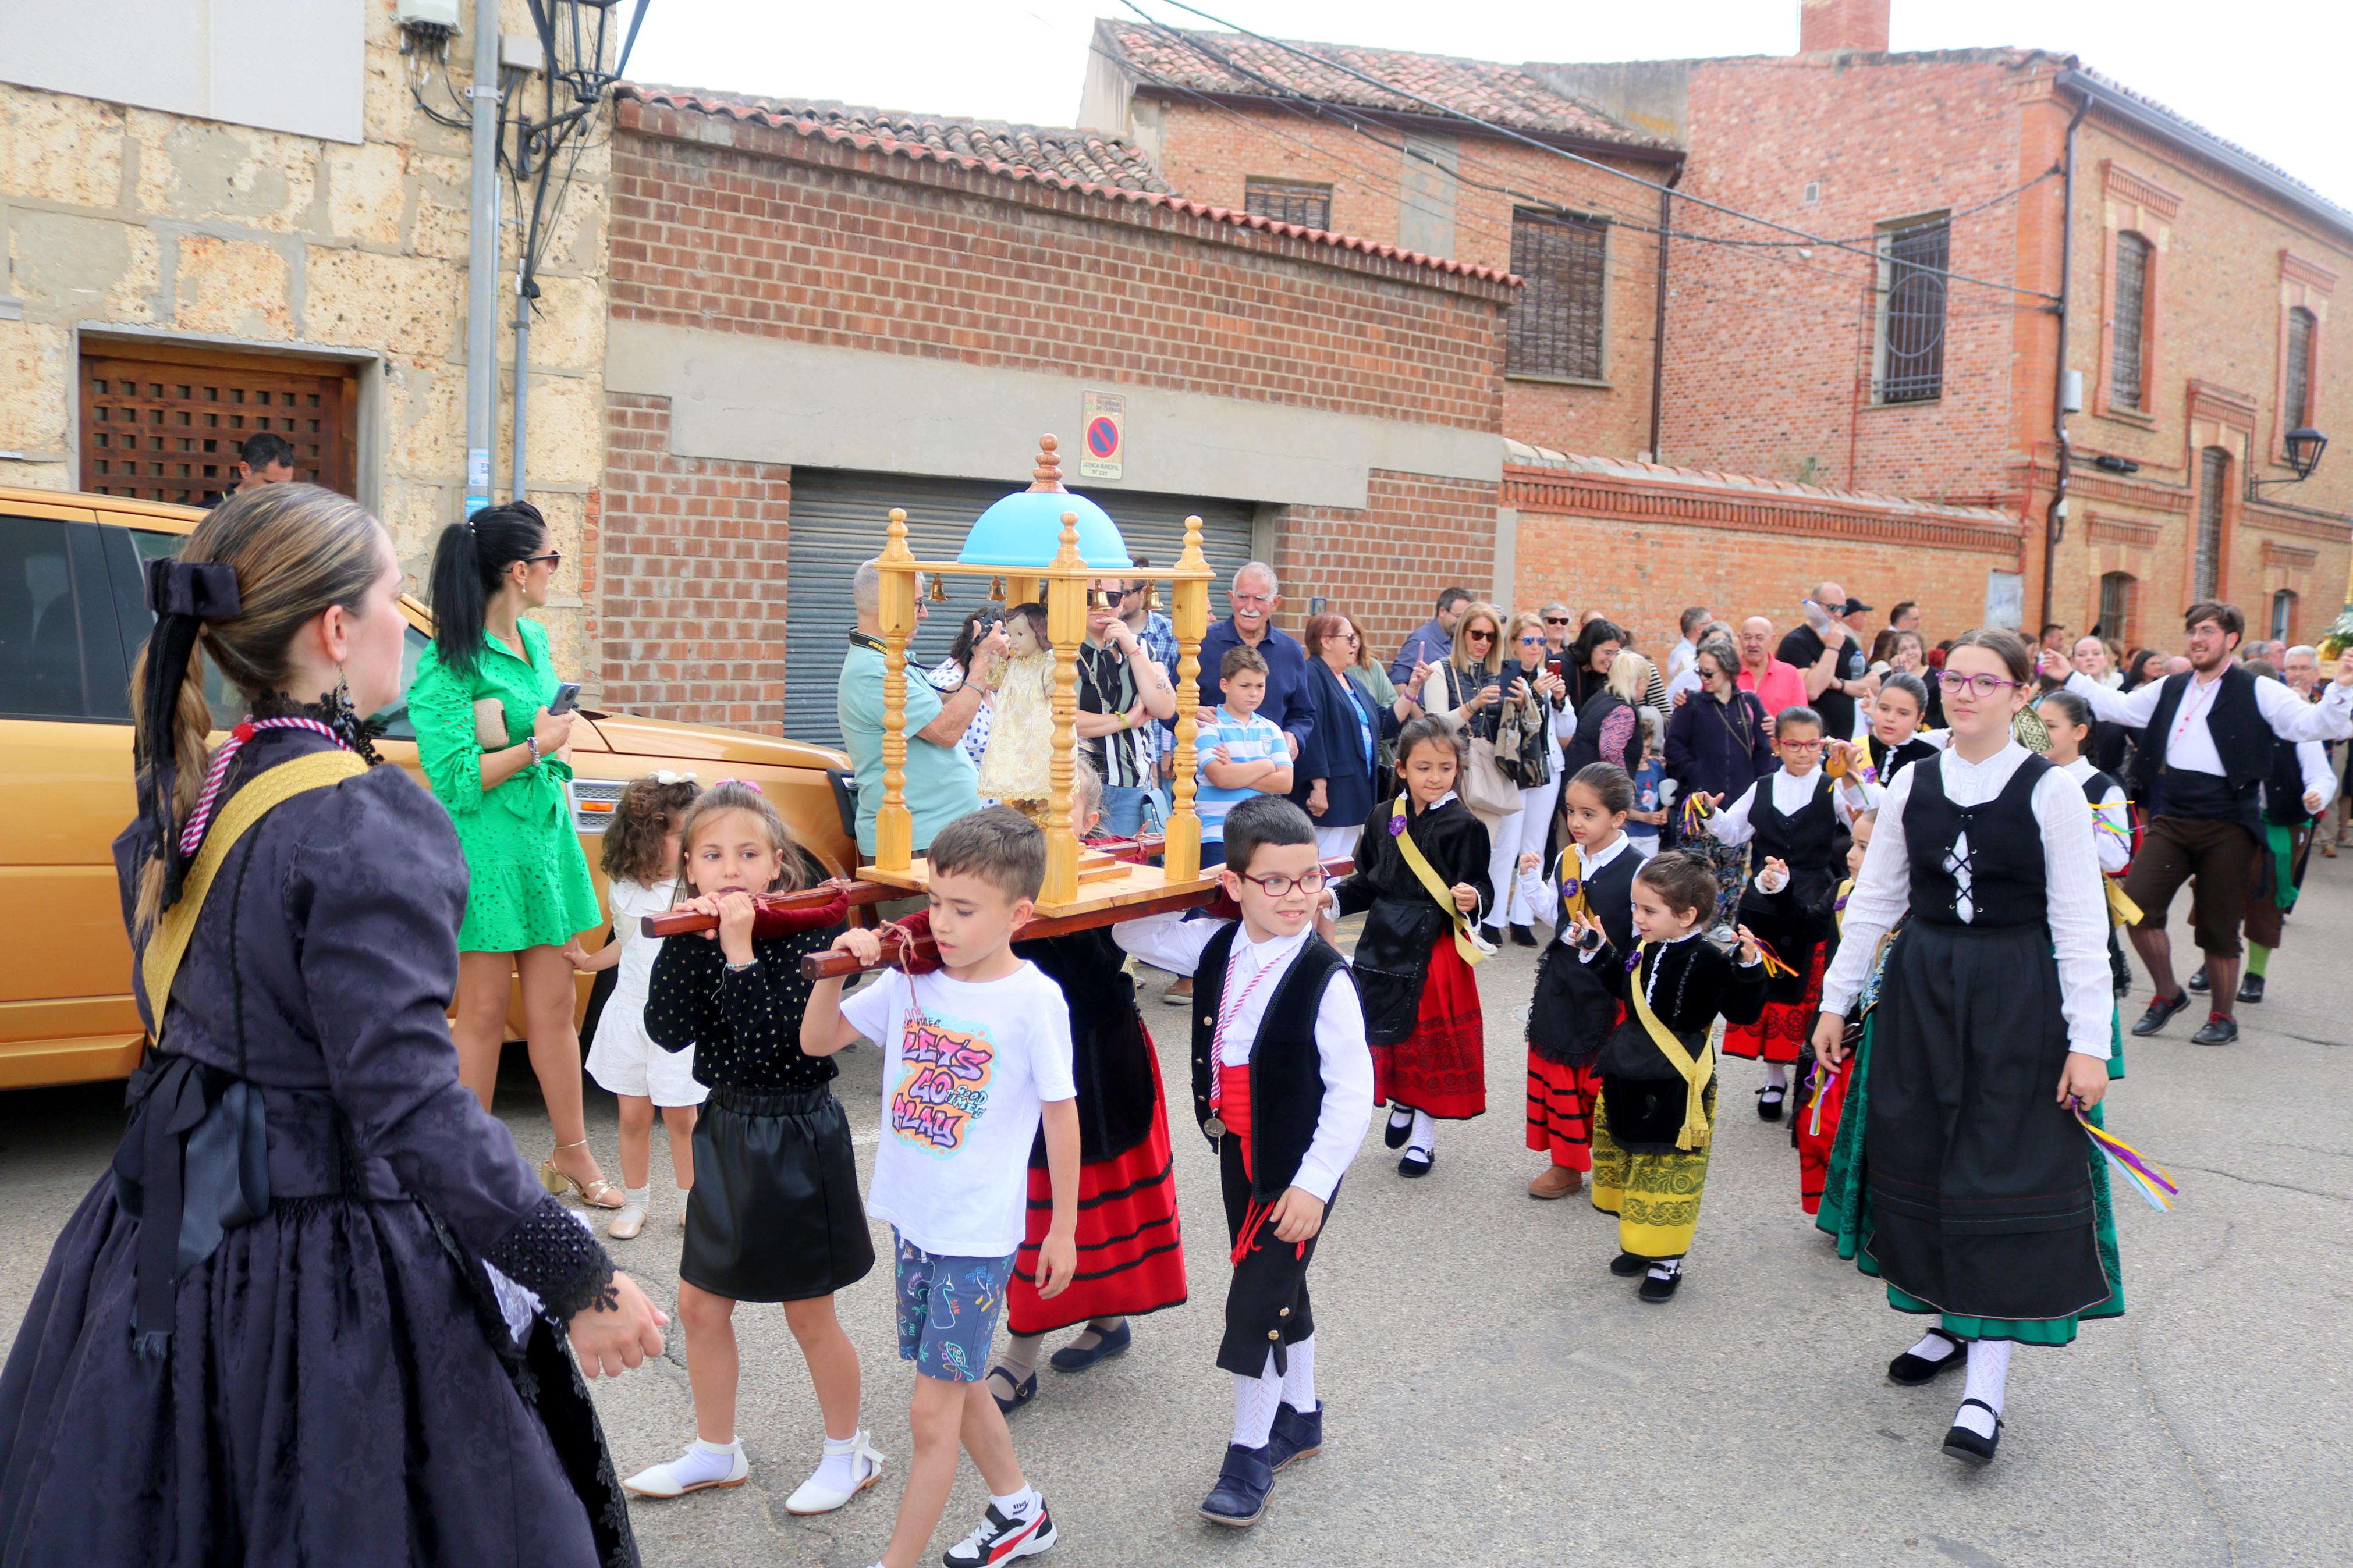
[138,559,240,912]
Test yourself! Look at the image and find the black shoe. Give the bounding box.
[1887,1329,1965,1386]
[1609,1251,1648,1278]
[1265,1402,1323,1471]
[1048,1318,1131,1373]
[1510,922,1539,948]
[2131,991,2192,1037]
[2237,972,2265,1005]
[1942,1400,2003,1466]
[2186,965,2210,994]
[984,1366,1038,1416]
[1199,1443,1275,1526]
[2190,1012,2240,1046]
[1756,1084,1786,1122]
[1637,1264,1683,1303]
[1382,1108,1412,1149]
[1398,1149,1435,1178]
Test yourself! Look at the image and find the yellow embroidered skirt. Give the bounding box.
[1590,1080,1716,1259]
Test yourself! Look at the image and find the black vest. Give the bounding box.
[1751,771,1846,910]
[1869,735,1940,790]
[2130,666,2272,830]
[1905,752,2050,929]
[2264,737,2315,826]
[1558,841,1641,954]
[1191,925,1353,1200]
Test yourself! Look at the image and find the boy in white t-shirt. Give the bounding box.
[804,807,1080,1568]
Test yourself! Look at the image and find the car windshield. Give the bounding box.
[126,527,426,739]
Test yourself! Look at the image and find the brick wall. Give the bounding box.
[1503,461,2026,655]
[1275,471,1500,659]
[1145,101,1671,458]
[599,393,793,731]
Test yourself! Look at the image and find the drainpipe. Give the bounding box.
[2039,90,2092,635]
[462,0,501,517]
[510,269,533,502]
[1646,162,1683,463]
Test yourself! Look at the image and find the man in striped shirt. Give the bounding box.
[1078,576,1179,838]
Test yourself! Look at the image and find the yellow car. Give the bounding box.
[0,486,856,1089]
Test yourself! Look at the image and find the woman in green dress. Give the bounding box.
[412,502,618,1208]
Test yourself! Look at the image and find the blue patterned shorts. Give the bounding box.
[893,1232,1015,1384]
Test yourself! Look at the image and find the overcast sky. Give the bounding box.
[620,0,2353,210]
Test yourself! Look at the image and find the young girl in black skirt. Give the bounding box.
[630,781,882,1512]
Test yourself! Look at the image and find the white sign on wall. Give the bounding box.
[1984,570,2024,631]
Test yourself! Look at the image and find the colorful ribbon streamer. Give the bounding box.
[1748,933,1797,980]
[2077,1109,2179,1214]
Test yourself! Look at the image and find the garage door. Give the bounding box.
[783,470,1257,749]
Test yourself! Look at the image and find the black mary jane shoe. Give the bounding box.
[2189,1012,2240,1047]
[1509,922,1539,948]
[2185,965,2210,994]
[1887,1329,1965,1386]
[1049,1319,1131,1373]
[1382,1109,1414,1149]
[1942,1399,2003,1466]
[1637,1265,1683,1303]
[2237,972,2265,1005]
[1756,1085,1786,1122]
[2131,991,2192,1037]
[1397,1149,1435,1178]
[1200,1443,1275,1526]
[1609,1251,1649,1278]
[985,1366,1038,1416]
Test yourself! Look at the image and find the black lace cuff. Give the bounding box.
[487,1194,619,1320]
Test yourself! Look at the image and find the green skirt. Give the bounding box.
[1816,1004,2127,1346]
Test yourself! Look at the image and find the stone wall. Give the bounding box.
[0,0,610,671]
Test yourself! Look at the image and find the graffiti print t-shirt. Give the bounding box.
[842,961,1077,1258]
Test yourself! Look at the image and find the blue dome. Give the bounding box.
[957,489,1132,570]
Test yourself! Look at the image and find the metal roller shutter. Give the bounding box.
[783,469,1257,748]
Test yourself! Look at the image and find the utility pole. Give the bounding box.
[462,0,501,518]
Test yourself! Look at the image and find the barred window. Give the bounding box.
[1507,209,1608,382]
[2285,305,2317,428]
[2195,446,2229,603]
[2098,571,2136,649]
[1243,178,1332,230]
[2111,233,2151,412]
[2271,588,2298,644]
[1877,216,1949,404]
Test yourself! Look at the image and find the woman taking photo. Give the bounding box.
[1566,618,1624,709]
[1294,611,1408,855]
[1418,600,1541,944]
[0,486,663,1563]
[1495,611,1571,944]
[411,501,616,1209]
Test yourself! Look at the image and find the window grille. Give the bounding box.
[1243,178,1333,231]
[1878,218,1949,404]
[1507,209,1608,382]
[2098,571,2136,649]
[2285,306,2317,429]
[2194,446,2229,603]
[2111,233,2150,411]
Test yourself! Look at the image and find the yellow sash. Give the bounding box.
[140,751,368,1033]
[2103,876,2143,928]
[1557,850,1591,929]
[1627,940,1715,1151]
[1390,797,1493,966]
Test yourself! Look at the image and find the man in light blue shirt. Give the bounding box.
[837,560,1003,856]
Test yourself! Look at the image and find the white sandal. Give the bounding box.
[785,1432,886,1515]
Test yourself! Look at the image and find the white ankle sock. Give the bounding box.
[812,1429,866,1492]
[1407,1110,1436,1157]
[1646,1258,1682,1281]
[1764,1064,1788,1090]
[1908,1330,1960,1364]
[1232,1351,1283,1449]
[624,1184,650,1208]
[1387,1107,1412,1133]
[668,1437,741,1487]
[990,1484,1039,1521]
[1957,1340,2011,1438]
[1278,1334,1316,1413]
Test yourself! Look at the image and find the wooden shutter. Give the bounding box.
[2111,234,2150,412]
[1243,179,1333,231]
[81,347,356,504]
[1507,210,1607,382]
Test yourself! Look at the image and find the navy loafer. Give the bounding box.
[1266,1402,1323,1471]
[1048,1320,1132,1373]
[1200,1443,1275,1526]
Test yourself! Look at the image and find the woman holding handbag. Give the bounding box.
[1417,601,1542,947]
[1497,611,1570,945]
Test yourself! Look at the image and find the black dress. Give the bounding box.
[0,728,634,1567]
[646,923,876,1304]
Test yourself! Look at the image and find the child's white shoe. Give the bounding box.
[606,1204,647,1240]
[785,1430,885,1515]
[622,1438,748,1498]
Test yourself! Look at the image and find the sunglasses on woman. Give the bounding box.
[1465,628,1496,642]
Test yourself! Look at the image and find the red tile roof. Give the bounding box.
[1101,21,1673,150]
[618,84,1519,285]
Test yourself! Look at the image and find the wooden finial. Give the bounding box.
[1028,435,1066,493]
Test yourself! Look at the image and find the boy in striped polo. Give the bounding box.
[1197,646,1296,869]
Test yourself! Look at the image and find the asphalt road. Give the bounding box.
[9,866,2353,1567]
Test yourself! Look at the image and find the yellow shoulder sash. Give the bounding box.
[140,751,368,1035]
[1627,941,1715,1150]
[1389,797,1494,966]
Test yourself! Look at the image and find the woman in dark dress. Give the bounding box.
[0,486,665,1566]
[1662,635,1773,836]
[1292,613,1404,858]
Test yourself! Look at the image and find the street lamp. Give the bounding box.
[2255,426,2329,488]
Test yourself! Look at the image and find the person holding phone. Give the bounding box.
[411,500,619,1209]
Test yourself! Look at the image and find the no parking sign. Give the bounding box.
[1079,390,1124,481]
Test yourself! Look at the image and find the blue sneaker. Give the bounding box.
[1199,1443,1275,1526]
[1265,1402,1323,1471]
[1048,1318,1132,1373]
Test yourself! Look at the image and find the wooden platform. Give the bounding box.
[858,844,1220,922]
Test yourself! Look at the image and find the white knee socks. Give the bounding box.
[1231,1350,1283,1449]
[1956,1339,2012,1438]
[1279,1335,1316,1413]
[1407,1110,1436,1157]
[1764,1062,1789,1090]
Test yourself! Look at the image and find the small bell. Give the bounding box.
[988,575,1007,603]
[1144,582,1162,612]
[928,573,948,603]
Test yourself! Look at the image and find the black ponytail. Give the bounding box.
[427,500,548,672]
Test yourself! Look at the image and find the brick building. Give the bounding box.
[0,0,613,671]
[1081,22,1683,461]
[599,89,1512,737]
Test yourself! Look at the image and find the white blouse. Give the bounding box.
[1708,765,1879,847]
[2057,755,2132,877]
[1819,742,2113,1058]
